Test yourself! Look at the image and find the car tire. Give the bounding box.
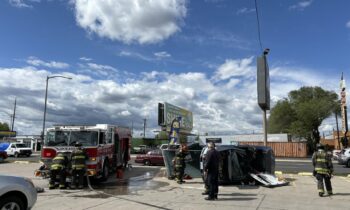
[100,160,109,182]
[347,160,350,168]
[14,152,19,158]
[0,195,25,210]
[144,160,151,166]
[26,154,31,157]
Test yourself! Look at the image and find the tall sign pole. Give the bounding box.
[257,49,270,146]
[11,97,16,131]
[340,72,348,148]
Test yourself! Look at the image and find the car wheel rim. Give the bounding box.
[2,202,21,210]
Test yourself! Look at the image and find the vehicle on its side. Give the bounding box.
[199,144,275,184]
[0,142,32,158]
[0,175,37,210]
[135,149,164,166]
[37,124,132,182]
[0,151,8,162]
[337,148,350,167]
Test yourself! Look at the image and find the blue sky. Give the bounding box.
[0,0,349,137]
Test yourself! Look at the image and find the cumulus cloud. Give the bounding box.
[26,56,69,69]
[289,0,313,11]
[212,57,255,81]
[0,57,342,137]
[72,0,187,44]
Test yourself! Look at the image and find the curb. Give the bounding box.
[275,171,283,175]
[14,161,30,164]
[297,172,313,176]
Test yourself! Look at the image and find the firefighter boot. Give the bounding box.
[319,192,324,197]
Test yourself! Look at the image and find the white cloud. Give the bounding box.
[9,0,32,8]
[212,57,255,81]
[289,0,313,11]
[346,21,350,28]
[26,57,69,69]
[0,57,343,137]
[236,8,255,15]
[154,51,171,59]
[72,0,187,44]
[79,57,93,61]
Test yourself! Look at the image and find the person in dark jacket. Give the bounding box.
[312,143,333,197]
[70,142,88,189]
[49,152,68,189]
[203,142,220,200]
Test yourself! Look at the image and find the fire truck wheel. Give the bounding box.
[101,161,109,182]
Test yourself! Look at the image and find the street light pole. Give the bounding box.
[41,75,72,143]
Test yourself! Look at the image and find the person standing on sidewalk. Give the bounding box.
[312,143,333,197]
[203,142,220,200]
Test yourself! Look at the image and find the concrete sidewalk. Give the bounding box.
[2,162,350,210]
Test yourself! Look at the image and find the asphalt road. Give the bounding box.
[5,153,350,175]
[276,159,350,175]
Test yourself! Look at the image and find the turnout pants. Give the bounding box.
[49,169,66,188]
[175,167,184,182]
[71,169,85,188]
[316,173,332,194]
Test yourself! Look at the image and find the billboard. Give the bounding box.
[158,102,193,132]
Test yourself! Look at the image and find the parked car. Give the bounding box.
[337,148,350,167]
[132,145,148,154]
[332,149,341,160]
[0,151,8,162]
[135,149,165,166]
[0,142,32,158]
[0,175,37,210]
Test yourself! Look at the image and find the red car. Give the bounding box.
[0,151,8,162]
[135,149,164,166]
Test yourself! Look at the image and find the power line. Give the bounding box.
[254,0,263,52]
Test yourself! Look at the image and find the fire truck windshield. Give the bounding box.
[45,130,99,146]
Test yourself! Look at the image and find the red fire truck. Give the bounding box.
[37,124,131,181]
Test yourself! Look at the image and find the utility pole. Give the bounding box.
[340,72,348,148]
[143,118,146,138]
[335,112,341,149]
[11,98,16,131]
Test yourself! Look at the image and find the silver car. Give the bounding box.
[0,175,37,210]
[338,148,350,167]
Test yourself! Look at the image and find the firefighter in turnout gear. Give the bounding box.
[49,152,68,189]
[312,143,333,197]
[70,142,88,189]
[174,145,187,184]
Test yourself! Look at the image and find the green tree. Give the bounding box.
[0,122,10,131]
[268,86,338,152]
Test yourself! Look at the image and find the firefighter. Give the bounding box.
[49,152,68,190]
[70,142,88,189]
[174,145,187,184]
[312,143,333,197]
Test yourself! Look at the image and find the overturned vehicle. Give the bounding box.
[161,143,287,187]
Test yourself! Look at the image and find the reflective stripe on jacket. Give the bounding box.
[71,149,87,169]
[175,152,186,168]
[313,150,330,174]
[51,153,67,170]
